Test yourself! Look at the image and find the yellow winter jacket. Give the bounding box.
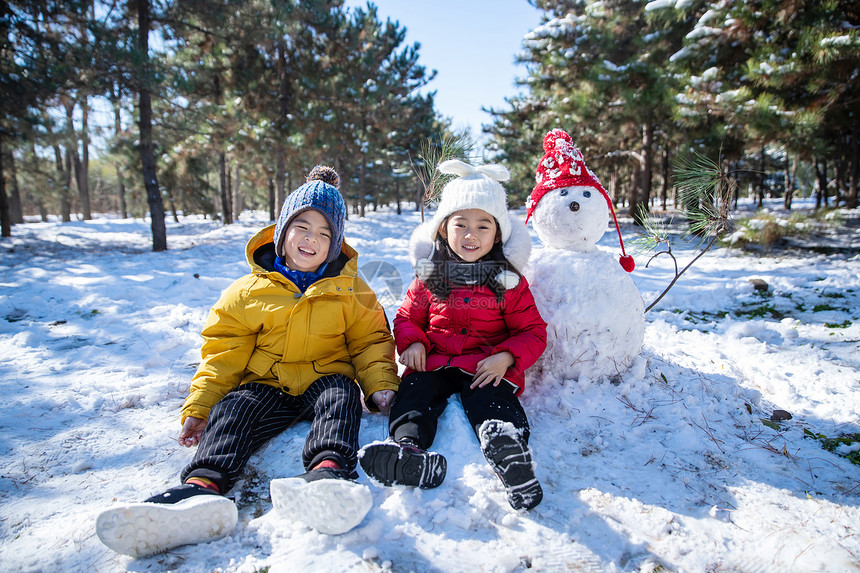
[181,224,400,423]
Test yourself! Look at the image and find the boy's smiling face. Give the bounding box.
[280,209,331,272]
[440,209,499,262]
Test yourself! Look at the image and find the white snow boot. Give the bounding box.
[96,484,238,558]
[270,467,372,535]
[479,420,543,510]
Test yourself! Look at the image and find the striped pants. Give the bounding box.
[181,374,361,493]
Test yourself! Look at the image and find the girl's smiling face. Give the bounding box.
[280,209,331,272]
[440,209,500,262]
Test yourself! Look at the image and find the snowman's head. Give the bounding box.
[527,129,635,271]
[531,184,609,250]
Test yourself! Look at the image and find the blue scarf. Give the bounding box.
[274,256,328,293]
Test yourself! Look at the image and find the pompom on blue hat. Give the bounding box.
[274,165,346,263]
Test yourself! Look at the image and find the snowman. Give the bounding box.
[524,129,645,382]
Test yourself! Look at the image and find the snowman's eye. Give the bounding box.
[583,190,592,198]
[559,189,568,196]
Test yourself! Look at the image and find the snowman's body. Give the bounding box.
[525,185,645,381]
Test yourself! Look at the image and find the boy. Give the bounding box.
[96,166,398,557]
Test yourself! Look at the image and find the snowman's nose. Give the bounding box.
[569,201,580,212]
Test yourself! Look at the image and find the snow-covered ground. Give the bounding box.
[1,200,858,572]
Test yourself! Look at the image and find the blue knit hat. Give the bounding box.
[274,166,346,263]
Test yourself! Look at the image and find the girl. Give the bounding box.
[360,160,547,510]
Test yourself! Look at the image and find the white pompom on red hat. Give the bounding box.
[527,129,635,272]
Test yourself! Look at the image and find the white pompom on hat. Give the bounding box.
[426,160,513,245]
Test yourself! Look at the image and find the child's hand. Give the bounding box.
[371,390,395,416]
[471,352,515,389]
[399,342,427,372]
[178,416,207,447]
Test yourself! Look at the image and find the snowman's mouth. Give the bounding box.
[569,201,580,212]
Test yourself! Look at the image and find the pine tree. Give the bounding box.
[491,0,690,220]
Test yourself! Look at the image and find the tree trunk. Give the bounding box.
[834,155,845,206]
[268,177,276,221]
[137,0,167,251]
[394,172,401,215]
[730,161,739,209]
[757,145,765,208]
[814,158,828,209]
[165,184,179,222]
[660,146,669,211]
[232,164,242,220]
[110,83,129,219]
[848,129,859,209]
[61,96,81,219]
[3,148,23,224]
[54,145,73,222]
[632,119,653,225]
[218,152,231,224]
[358,153,367,219]
[359,155,367,218]
[628,124,651,225]
[629,164,641,223]
[0,138,9,237]
[77,95,92,219]
[275,143,286,212]
[213,69,232,225]
[783,153,793,210]
[115,168,127,219]
[609,168,616,206]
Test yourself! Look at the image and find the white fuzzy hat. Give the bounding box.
[426,160,513,245]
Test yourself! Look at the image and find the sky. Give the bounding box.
[342,0,545,145]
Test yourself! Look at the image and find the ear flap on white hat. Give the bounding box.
[408,222,436,281]
[492,213,532,290]
[500,213,531,273]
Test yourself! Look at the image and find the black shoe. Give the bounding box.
[96,484,237,557]
[295,466,358,482]
[359,438,447,489]
[479,420,543,510]
[143,483,220,504]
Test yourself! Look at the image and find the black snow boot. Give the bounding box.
[359,438,447,489]
[479,420,543,510]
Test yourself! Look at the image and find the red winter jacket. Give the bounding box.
[393,277,547,395]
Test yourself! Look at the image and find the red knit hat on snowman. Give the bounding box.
[526,128,635,272]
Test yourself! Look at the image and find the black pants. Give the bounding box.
[181,374,361,493]
[389,368,530,451]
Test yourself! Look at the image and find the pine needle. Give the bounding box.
[639,149,736,313]
[410,131,475,220]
